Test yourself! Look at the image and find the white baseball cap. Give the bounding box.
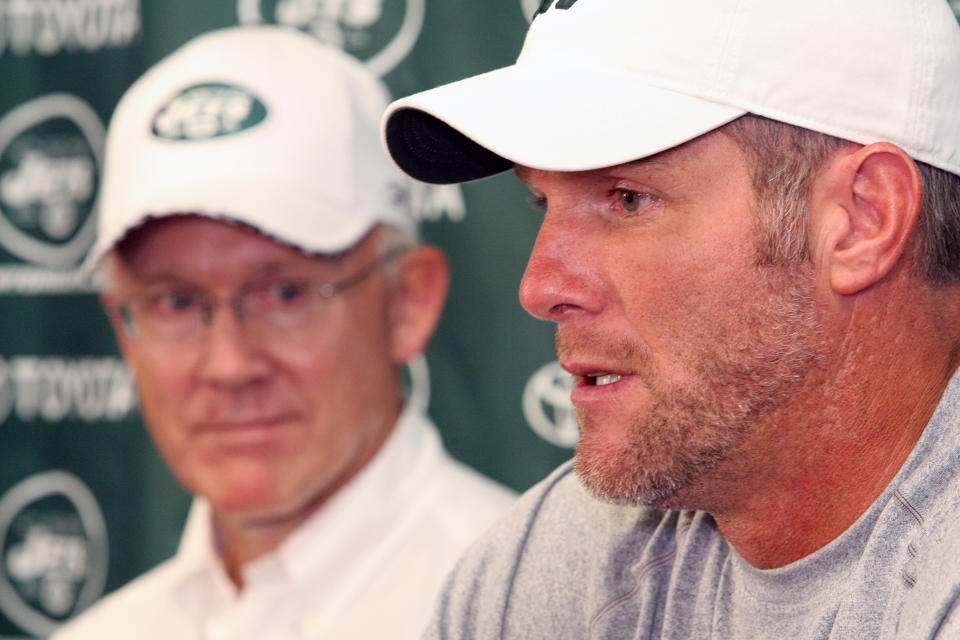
[382,0,960,184]
[86,25,413,271]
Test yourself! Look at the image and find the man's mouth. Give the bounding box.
[194,415,293,432]
[585,373,623,386]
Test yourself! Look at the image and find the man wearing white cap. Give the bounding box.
[382,0,960,637]
[52,25,515,640]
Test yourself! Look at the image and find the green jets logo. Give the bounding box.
[237,0,424,77]
[151,84,268,141]
[0,471,108,637]
[0,94,103,269]
[534,0,580,17]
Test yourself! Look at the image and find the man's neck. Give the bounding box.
[702,289,960,568]
[211,401,403,589]
[213,494,324,589]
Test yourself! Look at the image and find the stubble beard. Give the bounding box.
[569,262,827,508]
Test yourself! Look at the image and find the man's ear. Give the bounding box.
[100,289,135,360]
[387,245,450,364]
[820,143,922,295]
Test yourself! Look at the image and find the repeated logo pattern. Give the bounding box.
[237,0,424,76]
[0,0,140,56]
[0,471,108,637]
[0,94,103,268]
[522,360,580,449]
[0,356,136,425]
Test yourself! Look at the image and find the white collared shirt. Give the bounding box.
[53,406,517,640]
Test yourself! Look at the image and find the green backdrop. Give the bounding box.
[0,2,578,638]
[2,2,958,638]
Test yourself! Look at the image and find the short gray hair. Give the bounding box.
[723,115,960,285]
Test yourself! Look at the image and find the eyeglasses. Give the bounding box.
[111,247,407,343]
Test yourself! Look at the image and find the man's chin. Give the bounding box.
[201,477,291,520]
[573,446,682,508]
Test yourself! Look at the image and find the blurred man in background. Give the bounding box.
[53,25,514,640]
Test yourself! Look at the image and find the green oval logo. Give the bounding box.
[0,94,104,268]
[0,471,108,637]
[151,83,268,141]
[0,120,97,245]
[237,0,424,77]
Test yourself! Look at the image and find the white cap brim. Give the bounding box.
[384,0,960,185]
[384,63,745,185]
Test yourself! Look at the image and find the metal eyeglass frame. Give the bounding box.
[114,245,410,340]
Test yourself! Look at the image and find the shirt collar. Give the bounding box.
[270,402,441,582]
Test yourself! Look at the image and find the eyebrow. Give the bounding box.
[125,258,321,285]
[622,152,673,172]
[514,151,676,185]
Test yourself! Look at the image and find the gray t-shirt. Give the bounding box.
[425,372,960,639]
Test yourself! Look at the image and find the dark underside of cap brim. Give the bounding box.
[385,107,513,184]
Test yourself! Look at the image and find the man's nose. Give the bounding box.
[196,304,270,386]
[519,208,604,322]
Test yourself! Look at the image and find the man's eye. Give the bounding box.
[268,282,309,303]
[149,291,199,314]
[616,189,654,212]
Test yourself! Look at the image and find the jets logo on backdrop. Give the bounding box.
[152,84,268,141]
[0,94,103,270]
[0,471,108,637]
[237,0,424,76]
[522,360,580,448]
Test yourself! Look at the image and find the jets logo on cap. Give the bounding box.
[152,83,268,141]
[534,0,580,18]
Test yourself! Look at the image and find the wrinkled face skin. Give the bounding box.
[105,217,402,526]
[517,131,828,508]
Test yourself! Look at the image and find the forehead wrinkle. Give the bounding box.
[616,133,718,176]
[119,237,388,304]
[128,259,292,282]
[516,126,738,182]
[514,140,694,186]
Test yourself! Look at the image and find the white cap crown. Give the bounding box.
[90,25,413,270]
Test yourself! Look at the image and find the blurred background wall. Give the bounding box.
[0,1,958,637]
